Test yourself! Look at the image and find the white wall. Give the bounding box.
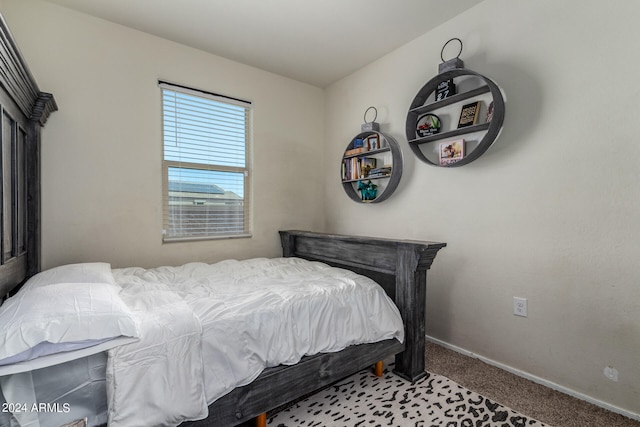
[1,0,326,269]
[325,0,639,416]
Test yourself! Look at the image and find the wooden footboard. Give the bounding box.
[185,230,445,426]
[279,230,446,382]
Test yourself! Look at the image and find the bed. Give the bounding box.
[0,13,446,427]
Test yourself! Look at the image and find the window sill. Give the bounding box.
[162,233,252,243]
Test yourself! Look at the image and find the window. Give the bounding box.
[160,81,252,241]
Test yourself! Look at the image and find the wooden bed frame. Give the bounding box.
[0,13,447,427]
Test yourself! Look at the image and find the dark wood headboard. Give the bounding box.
[0,14,57,301]
[279,229,446,381]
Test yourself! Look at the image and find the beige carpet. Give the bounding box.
[240,341,639,427]
[425,341,640,427]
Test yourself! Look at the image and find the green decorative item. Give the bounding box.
[358,180,378,201]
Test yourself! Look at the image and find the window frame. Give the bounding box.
[159,81,252,242]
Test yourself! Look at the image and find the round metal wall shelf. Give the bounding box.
[405,68,505,167]
[341,131,403,203]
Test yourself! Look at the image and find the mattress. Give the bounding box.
[0,257,404,427]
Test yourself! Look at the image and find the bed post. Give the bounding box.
[27,93,56,278]
[280,231,295,258]
[393,243,429,382]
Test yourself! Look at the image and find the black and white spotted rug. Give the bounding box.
[267,364,550,427]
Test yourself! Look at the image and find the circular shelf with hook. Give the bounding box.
[341,107,403,203]
[405,38,505,167]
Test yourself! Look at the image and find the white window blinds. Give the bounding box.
[160,81,252,241]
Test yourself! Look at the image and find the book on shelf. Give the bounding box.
[342,157,361,181]
[345,147,365,156]
[342,158,354,181]
[457,101,481,128]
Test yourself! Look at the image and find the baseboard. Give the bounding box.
[426,335,640,422]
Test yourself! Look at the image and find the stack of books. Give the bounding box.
[367,166,392,178]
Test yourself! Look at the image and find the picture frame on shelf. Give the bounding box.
[360,157,377,178]
[439,139,465,166]
[366,135,380,151]
[457,101,481,128]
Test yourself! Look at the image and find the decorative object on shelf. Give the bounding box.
[457,101,481,128]
[405,38,505,167]
[439,139,465,166]
[436,79,455,101]
[341,106,403,203]
[485,101,494,123]
[416,113,441,137]
[357,180,378,201]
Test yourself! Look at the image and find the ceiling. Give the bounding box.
[43,0,483,88]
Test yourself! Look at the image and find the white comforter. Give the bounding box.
[106,257,404,427]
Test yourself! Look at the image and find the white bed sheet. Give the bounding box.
[0,337,137,376]
[107,257,404,427]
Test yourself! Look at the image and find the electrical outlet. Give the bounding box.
[604,366,619,382]
[513,297,528,317]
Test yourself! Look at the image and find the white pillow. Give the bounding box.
[0,282,139,365]
[22,262,116,290]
